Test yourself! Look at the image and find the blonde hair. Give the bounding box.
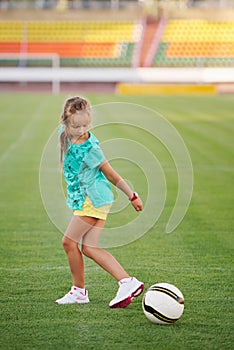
[59,96,91,165]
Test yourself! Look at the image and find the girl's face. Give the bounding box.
[68,113,91,140]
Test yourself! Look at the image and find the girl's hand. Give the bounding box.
[131,197,143,211]
[130,193,143,211]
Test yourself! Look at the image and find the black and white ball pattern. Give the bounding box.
[142,283,184,324]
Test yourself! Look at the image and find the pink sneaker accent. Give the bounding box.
[55,286,89,305]
[109,277,144,309]
[111,296,133,309]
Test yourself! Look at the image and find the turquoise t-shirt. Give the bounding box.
[62,132,114,210]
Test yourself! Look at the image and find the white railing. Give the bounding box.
[0,59,234,94]
[0,53,60,94]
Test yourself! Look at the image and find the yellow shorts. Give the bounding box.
[74,196,111,220]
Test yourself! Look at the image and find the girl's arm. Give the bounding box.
[100,161,143,212]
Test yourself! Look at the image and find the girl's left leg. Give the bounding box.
[82,219,144,308]
[81,219,129,281]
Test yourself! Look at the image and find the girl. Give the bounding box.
[55,96,144,308]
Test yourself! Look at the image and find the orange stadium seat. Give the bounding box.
[0,42,21,53]
[26,42,119,58]
[166,42,234,58]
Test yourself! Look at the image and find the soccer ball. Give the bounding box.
[142,283,184,325]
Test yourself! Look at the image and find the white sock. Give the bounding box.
[119,277,133,285]
[72,285,85,293]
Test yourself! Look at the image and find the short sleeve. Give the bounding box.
[84,145,106,169]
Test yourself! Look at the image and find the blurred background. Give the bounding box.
[0,0,234,94]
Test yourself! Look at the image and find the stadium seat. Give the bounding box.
[153,20,234,67]
[1,19,233,68]
[0,20,142,67]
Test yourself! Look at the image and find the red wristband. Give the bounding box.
[130,192,139,202]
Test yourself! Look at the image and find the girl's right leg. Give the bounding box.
[55,215,97,305]
[62,236,85,288]
[62,215,98,287]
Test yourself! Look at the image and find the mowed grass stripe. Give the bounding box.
[182,121,233,155]
[178,122,233,168]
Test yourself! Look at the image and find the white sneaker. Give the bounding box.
[55,286,89,305]
[109,277,144,308]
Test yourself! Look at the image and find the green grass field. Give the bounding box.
[0,93,233,350]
